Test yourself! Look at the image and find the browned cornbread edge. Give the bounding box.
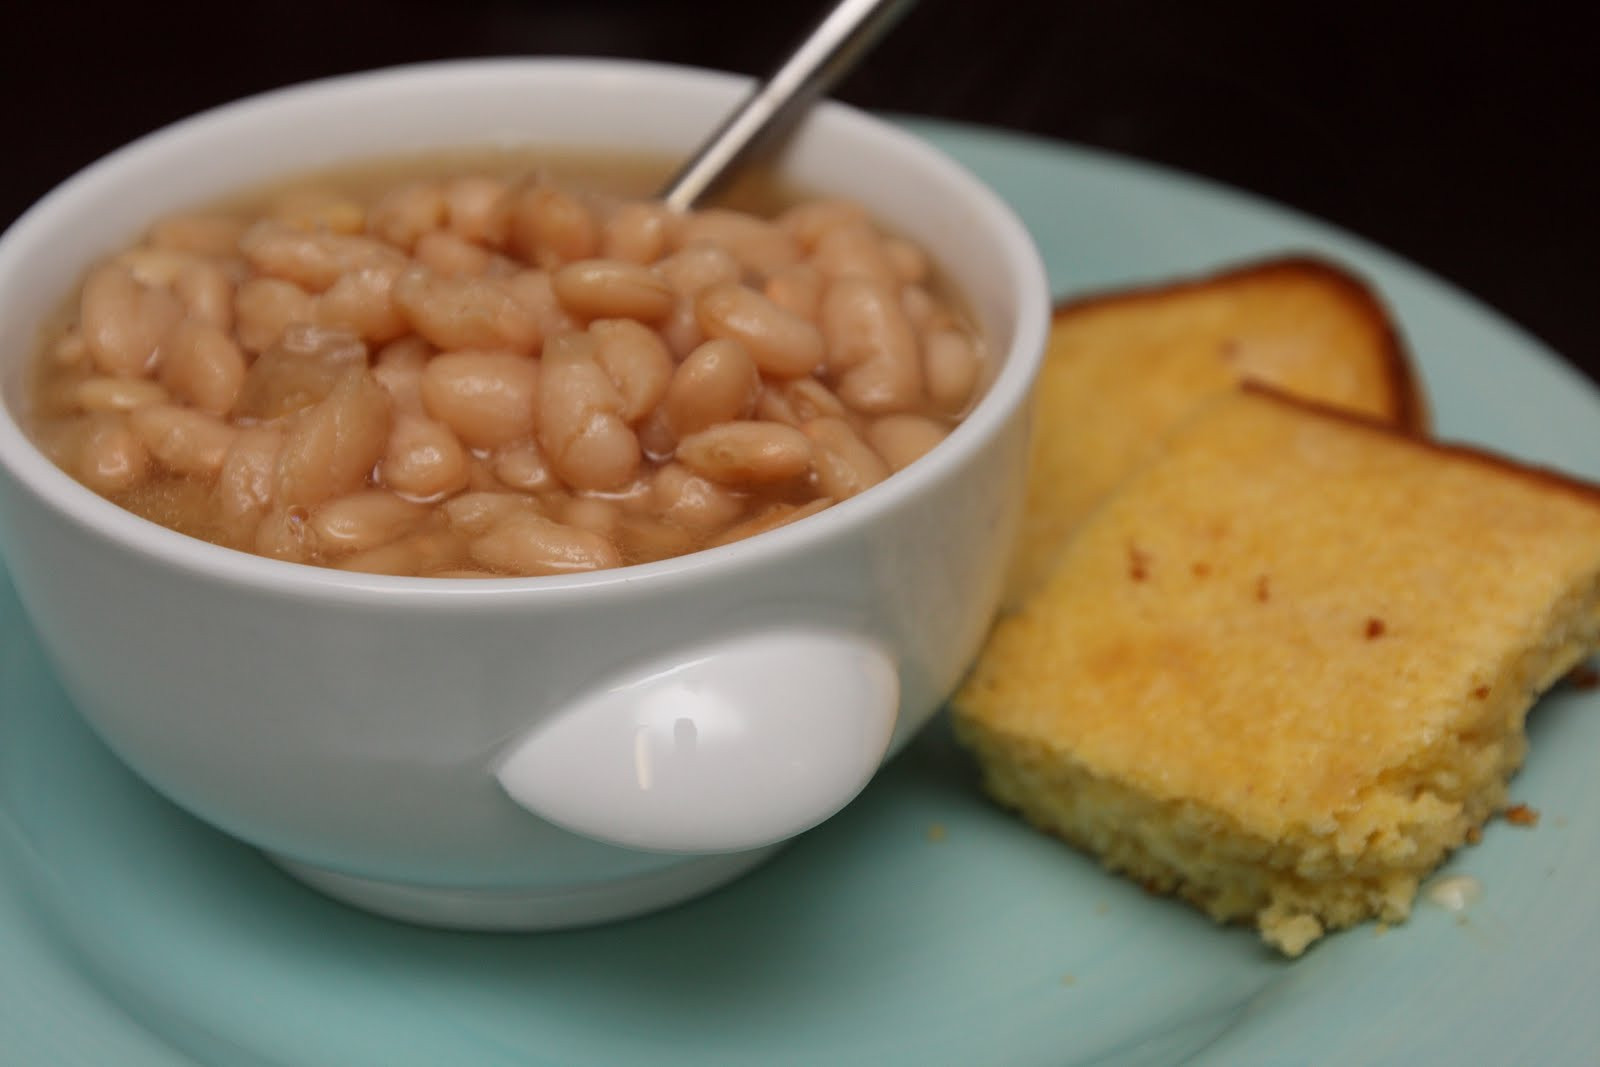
[1238,381,1600,510]
[1052,256,1430,435]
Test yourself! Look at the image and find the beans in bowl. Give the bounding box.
[26,152,986,577]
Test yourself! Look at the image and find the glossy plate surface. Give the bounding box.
[3,120,1598,1065]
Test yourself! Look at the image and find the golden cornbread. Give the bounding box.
[955,387,1600,956]
[1010,258,1425,599]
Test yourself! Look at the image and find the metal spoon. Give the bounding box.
[658,0,920,212]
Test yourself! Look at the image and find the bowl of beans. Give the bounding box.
[0,58,1048,927]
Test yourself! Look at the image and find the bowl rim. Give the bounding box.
[0,57,1050,607]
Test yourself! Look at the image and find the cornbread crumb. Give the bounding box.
[1265,914,1324,957]
[955,388,1600,956]
[1503,804,1540,827]
[1423,874,1482,914]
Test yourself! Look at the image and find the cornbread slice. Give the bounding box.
[1010,258,1426,599]
[955,387,1600,956]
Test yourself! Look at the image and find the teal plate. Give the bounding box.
[3,120,1599,1066]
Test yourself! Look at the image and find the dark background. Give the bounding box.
[2,1,1594,385]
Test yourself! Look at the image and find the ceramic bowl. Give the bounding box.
[0,58,1049,928]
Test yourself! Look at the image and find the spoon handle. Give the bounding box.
[659,0,920,212]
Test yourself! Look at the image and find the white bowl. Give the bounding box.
[0,58,1049,928]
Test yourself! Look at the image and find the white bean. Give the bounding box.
[537,331,641,491]
[924,328,982,413]
[763,263,824,320]
[590,318,673,423]
[655,242,741,295]
[174,259,236,331]
[652,462,744,532]
[777,199,869,250]
[505,270,580,339]
[255,505,315,563]
[811,221,899,287]
[676,209,800,278]
[240,220,402,292]
[601,201,676,264]
[803,416,890,500]
[694,283,824,378]
[444,491,541,535]
[128,404,238,476]
[557,495,622,539]
[553,259,674,322]
[662,339,760,437]
[866,414,948,471]
[75,377,169,413]
[76,413,150,493]
[509,185,598,268]
[233,324,367,420]
[217,426,283,532]
[443,176,512,247]
[419,350,539,449]
[337,531,467,576]
[367,182,447,250]
[821,277,924,413]
[371,336,433,413]
[274,368,392,508]
[311,490,426,553]
[159,319,247,415]
[381,414,470,499]
[491,439,559,493]
[469,511,620,576]
[414,230,496,277]
[393,265,542,353]
[235,277,315,354]
[81,264,182,377]
[675,421,814,485]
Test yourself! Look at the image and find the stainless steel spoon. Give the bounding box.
[658,0,920,212]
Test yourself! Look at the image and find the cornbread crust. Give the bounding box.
[1011,258,1426,600]
[956,388,1600,955]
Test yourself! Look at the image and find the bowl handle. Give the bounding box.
[493,629,900,854]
